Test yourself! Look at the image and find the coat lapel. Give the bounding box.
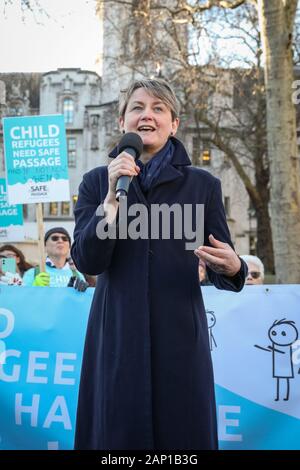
[132,177,149,206]
[150,163,183,189]
[149,137,191,190]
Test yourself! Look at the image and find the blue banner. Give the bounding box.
[203,285,300,450]
[0,285,299,450]
[0,287,91,450]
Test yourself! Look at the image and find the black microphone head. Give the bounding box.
[118,132,143,158]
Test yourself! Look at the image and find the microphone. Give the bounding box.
[115,132,143,200]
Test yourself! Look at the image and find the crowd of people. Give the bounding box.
[0,240,265,293]
[0,226,96,290]
[0,232,265,289]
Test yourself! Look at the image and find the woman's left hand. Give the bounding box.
[194,234,241,277]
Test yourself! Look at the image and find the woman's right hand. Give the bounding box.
[106,151,140,202]
[103,152,140,225]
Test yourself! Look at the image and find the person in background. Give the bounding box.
[23,227,88,290]
[68,256,97,287]
[0,244,33,277]
[240,254,264,285]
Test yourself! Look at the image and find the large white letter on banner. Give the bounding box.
[218,406,242,442]
[15,393,40,427]
[54,353,76,385]
[43,396,72,430]
[26,351,49,384]
[0,350,21,381]
[0,308,15,339]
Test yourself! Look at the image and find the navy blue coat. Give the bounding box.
[72,138,247,450]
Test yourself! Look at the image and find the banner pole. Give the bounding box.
[36,203,46,272]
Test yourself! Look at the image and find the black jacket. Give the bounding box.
[71,137,247,450]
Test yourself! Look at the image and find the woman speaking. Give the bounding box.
[71,79,247,450]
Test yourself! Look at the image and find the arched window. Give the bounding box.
[63,98,74,124]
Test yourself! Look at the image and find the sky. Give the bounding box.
[0,0,102,74]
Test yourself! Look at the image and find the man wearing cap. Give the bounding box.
[23,227,86,289]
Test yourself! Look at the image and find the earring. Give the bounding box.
[170,132,174,136]
[122,130,125,134]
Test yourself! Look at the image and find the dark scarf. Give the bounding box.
[136,139,174,193]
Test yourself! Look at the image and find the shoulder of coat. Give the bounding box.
[81,166,109,198]
[83,165,108,182]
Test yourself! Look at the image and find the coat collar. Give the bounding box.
[109,137,191,200]
[169,137,191,166]
[147,137,191,190]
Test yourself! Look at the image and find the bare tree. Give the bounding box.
[2,0,50,22]
[197,0,300,282]
[99,0,300,282]
[180,4,274,273]
[256,0,300,283]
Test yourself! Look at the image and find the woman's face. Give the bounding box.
[119,87,179,156]
[245,261,263,285]
[45,233,70,260]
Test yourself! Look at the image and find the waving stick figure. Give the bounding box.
[206,310,217,351]
[254,319,298,401]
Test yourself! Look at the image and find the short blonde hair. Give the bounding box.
[119,78,180,121]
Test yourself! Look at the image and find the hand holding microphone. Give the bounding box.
[115,132,143,200]
[104,133,143,224]
[106,133,143,202]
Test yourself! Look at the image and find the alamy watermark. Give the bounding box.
[96,199,205,251]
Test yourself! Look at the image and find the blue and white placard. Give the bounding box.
[2,114,70,204]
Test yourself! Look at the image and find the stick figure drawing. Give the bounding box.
[254,319,298,401]
[206,310,217,352]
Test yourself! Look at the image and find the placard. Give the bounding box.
[3,114,70,204]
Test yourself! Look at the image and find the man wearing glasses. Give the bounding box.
[240,255,264,285]
[23,227,86,288]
